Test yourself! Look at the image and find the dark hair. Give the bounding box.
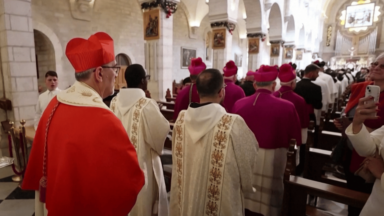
[290,63,297,70]
[196,69,223,98]
[45,71,58,78]
[240,81,256,96]
[182,77,191,85]
[125,64,146,88]
[304,64,320,74]
[320,61,326,67]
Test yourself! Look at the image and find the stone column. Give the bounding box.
[0,0,37,156]
[141,1,179,101]
[211,21,235,71]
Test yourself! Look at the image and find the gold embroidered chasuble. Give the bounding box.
[111,88,170,216]
[170,103,258,216]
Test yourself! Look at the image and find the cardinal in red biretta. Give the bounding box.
[22,32,144,216]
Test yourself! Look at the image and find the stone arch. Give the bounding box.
[285,15,295,43]
[115,53,131,66]
[34,30,56,92]
[33,21,64,88]
[243,0,264,33]
[268,3,283,41]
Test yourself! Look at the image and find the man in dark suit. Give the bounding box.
[295,64,323,148]
[294,64,323,125]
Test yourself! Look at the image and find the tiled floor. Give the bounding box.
[0,165,348,216]
[0,166,35,216]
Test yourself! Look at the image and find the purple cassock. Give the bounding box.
[273,86,309,129]
[232,89,302,149]
[173,84,200,121]
[222,79,245,113]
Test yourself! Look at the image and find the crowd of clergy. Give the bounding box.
[23,31,384,216]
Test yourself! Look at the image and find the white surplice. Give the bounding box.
[111,88,169,216]
[346,124,384,216]
[244,148,288,216]
[319,72,337,103]
[34,88,61,130]
[312,79,330,125]
[170,103,258,216]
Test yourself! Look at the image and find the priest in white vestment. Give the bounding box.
[111,64,169,216]
[170,68,258,216]
[345,96,384,216]
[34,71,61,130]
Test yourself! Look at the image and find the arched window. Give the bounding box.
[115,53,131,66]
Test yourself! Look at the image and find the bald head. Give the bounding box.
[196,69,224,98]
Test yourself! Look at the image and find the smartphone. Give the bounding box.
[365,85,380,116]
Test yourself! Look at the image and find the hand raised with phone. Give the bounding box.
[352,96,379,134]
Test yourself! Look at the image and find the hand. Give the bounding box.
[352,97,379,134]
[334,119,343,131]
[364,157,384,180]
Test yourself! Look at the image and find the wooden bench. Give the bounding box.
[157,101,175,110]
[160,109,174,121]
[282,141,369,216]
[304,121,347,188]
[165,97,176,102]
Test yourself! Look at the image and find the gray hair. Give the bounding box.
[255,81,274,87]
[75,68,95,81]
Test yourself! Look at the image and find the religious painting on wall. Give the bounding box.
[345,3,375,28]
[212,29,226,49]
[285,47,293,59]
[248,38,259,54]
[296,50,303,60]
[235,54,243,67]
[181,47,196,68]
[270,44,280,57]
[143,8,160,40]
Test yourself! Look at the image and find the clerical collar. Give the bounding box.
[190,102,212,108]
[255,89,272,94]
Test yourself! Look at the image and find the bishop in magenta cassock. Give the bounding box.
[232,65,302,216]
[273,64,309,174]
[173,57,206,120]
[22,32,144,216]
[221,61,245,113]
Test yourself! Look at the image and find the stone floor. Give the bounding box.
[0,166,35,216]
[0,165,348,216]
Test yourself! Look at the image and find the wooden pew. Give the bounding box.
[157,101,175,110]
[304,121,347,188]
[166,97,176,102]
[282,141,369,216]
[160,109,174,121]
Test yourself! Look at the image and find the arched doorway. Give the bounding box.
[114,53,131,89]
[34,30,56,93]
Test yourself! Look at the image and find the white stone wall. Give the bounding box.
[31,0,145,89]
[172,8,208,82]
